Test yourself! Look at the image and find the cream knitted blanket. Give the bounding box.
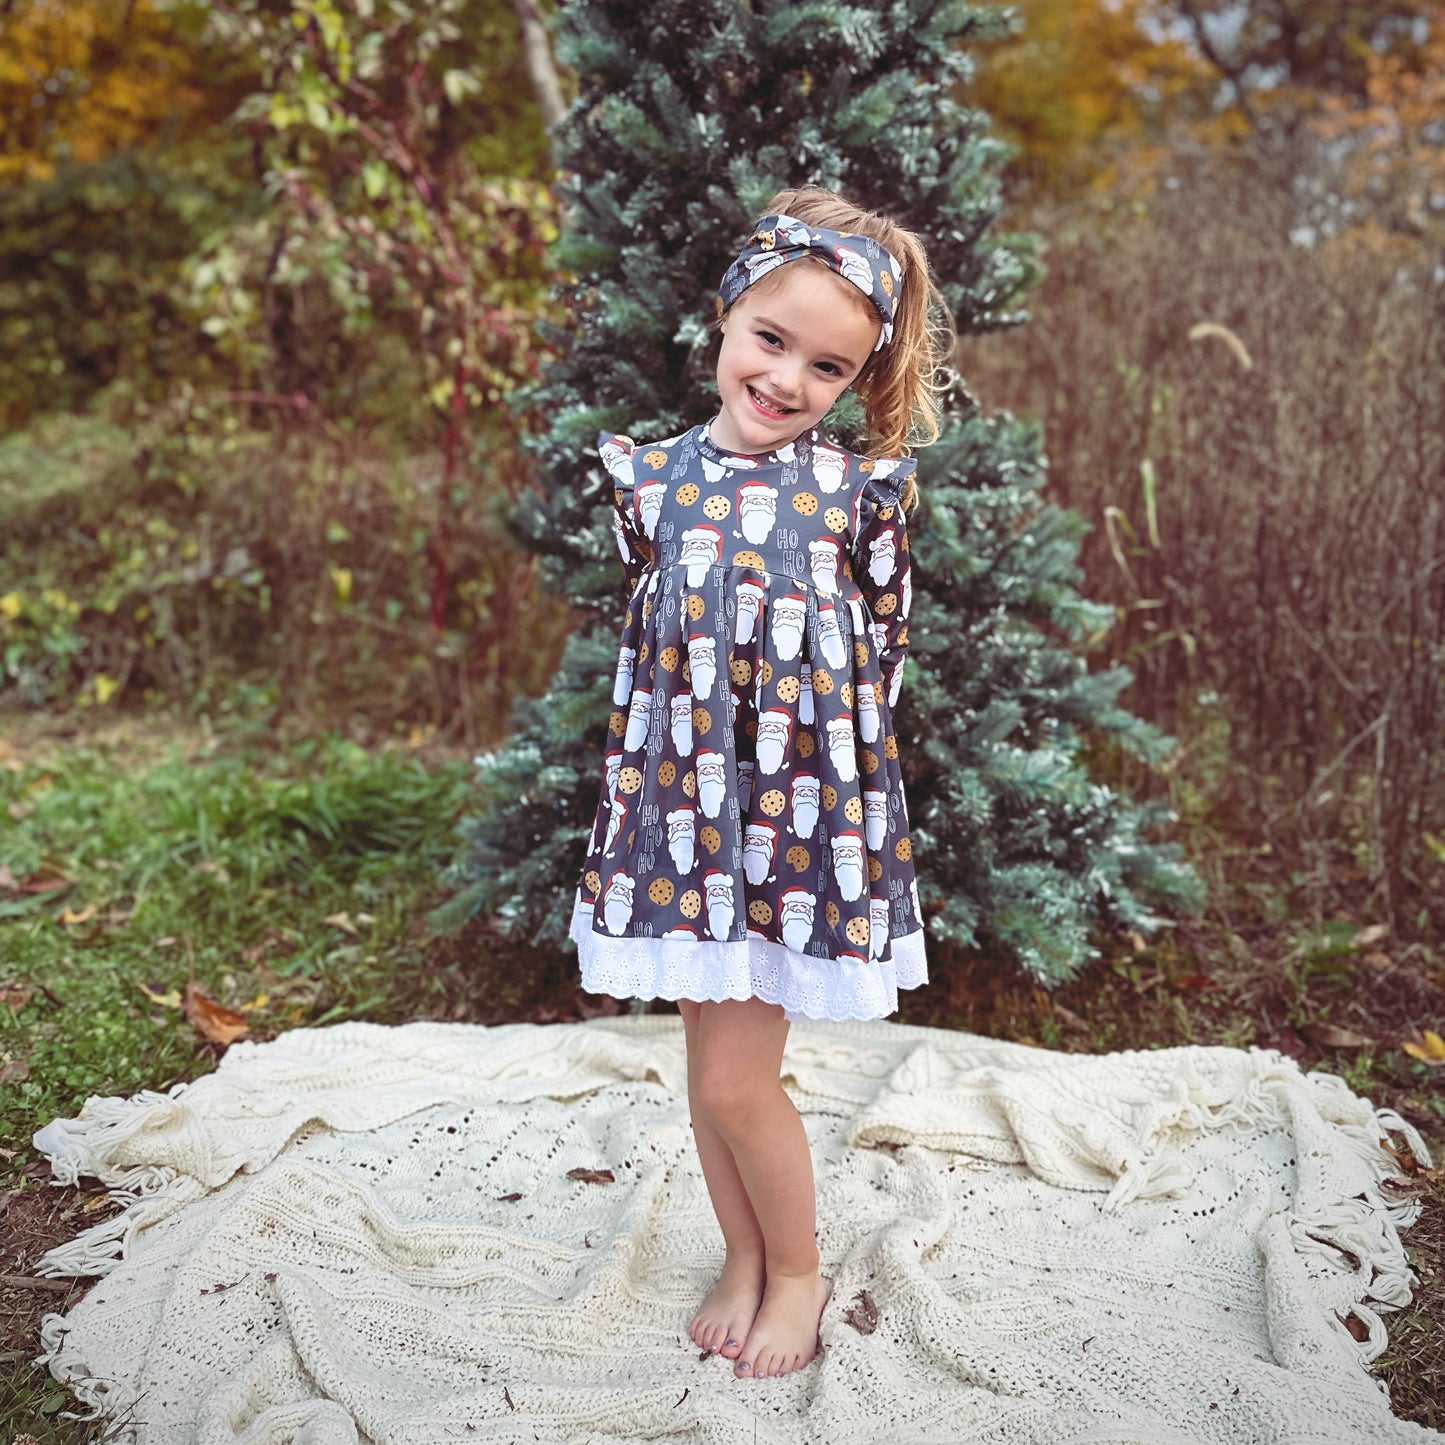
[31,1017,1437,1444]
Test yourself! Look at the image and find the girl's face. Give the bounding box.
[710,262,879,455]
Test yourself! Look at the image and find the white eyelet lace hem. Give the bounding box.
[569,895,927,1023]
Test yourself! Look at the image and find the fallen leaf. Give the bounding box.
[193,860,231,883]
[496,1192,523,1203]
[1053,1003,1088,1031]
[0,865,18,890]
[1351,924,1389,949]
[138,981,183,1010]
[1361,951,1394,972]
[59,902,98,926]
[1173,973,1214,991]
[18,869,71,896]
[154,936,178,948]
[7,803,31,820]
[1,985,33,1010]
[0,1059,30,1084]
[1341,1312,1370,1343]
[239,992,269,1013]
[82,1193,113,1214]
[1401,1030,1445,1066]
[1302,1021,1374,1050]
[565,1168,615,1185]
[324,912,359,935]
[183,981,249,1046]
[844,1289,879,1334]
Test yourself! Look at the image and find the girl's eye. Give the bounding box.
[758,330,781,347]
[817,362,842,377]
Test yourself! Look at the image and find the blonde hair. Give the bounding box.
[719,186,954,508]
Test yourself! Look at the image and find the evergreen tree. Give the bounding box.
[444,0,1202,985]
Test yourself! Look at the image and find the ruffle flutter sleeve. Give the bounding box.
[597,430,652,594]
[850,457,917,710]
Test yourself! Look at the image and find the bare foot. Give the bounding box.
[690,1252,765,1359]
[733,1271,830,1380]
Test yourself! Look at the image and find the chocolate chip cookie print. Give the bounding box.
[570,422,927,1021]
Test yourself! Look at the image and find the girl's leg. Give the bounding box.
[688,997,829,1380]
[678,998,766,1358]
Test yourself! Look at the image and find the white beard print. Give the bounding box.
[602,871,634,934]
[870,457,902,483]
[826,715,858,782]
[791,772,819,840]
[734,581,765,645]
[867,533,897,587]
[816,603,847,669]
[696,749,727,819]
[871,620,888,659]
[670,694,694,757]
[812,444,847,494]
[888,663,904,709]
[771,593,807,661]
[602,795,627,855]
[809,537,841,594]
[704,871,736,940]
[666,806,696,874]
[737,484,779,545]
[900,569,911,616]
[612,646,636,706]
[831,833,865,902]
[745,251,788,287]
[864,788,888,851]
[910,877,922,927]
[624,688,653,752]
[856,685,879,743]
[870,895,891,960]
[636,480,666,539]
[780,889,816,953]
[743,822,776,885]
[755,707,792,774]
[688,633,717,700]
[662,925,698,939]
[736,759,754,814]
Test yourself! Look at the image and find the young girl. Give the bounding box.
[569,187,946,1381]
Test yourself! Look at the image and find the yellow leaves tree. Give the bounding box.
[0,0,226,182]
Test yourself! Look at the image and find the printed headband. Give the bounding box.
[717,211,904,352]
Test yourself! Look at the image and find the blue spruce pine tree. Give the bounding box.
[445,0,1202,985]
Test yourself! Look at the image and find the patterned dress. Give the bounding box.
[569,421,927,1021]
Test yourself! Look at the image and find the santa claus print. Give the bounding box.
[870,895,891,961]
[670,694,694,756]
[666,806,696,873]
[811,443,848,494]
[612,645,636,706]
[856,683,879,743]
[833,246,875,302]
[826,715,858,782]
[743,821,778,885]
[688,632,717,699]
[809,536,842,594]
[635,479,667,539]
[771,593,808,661]
[831,832,866,901]
[816,602,847,669]
[798,669,814,725]
[734,579,765,645]
[624,688,653,752]
[867,532,897,587]
[696,749,727,819]
[755,707,794,774]
[602,870,634,934]
[791,772,820,840]
[780,887,816,953]
[704,869,737,940]
[737,482,779,544]
[598,435,635,487]
[679,524,723,585]
[602,794,628,856]
[864,788,888,851]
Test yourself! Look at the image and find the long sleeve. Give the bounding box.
[849,459,916,710]
[597,430,652,595]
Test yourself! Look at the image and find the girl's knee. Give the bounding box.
[691,1059,777,1122]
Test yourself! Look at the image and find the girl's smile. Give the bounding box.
[710,263,880,455]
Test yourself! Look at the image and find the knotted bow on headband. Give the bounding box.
[717,212,903,352]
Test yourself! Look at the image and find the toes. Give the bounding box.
[720,1335,743,1359]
